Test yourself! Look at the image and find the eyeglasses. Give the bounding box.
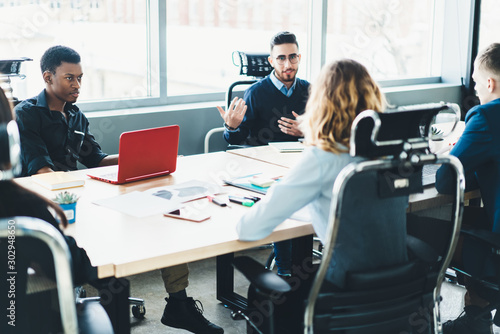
[275,54,300,65]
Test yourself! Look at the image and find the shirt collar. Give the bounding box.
[37,89,77,116]
[270,70,297,97]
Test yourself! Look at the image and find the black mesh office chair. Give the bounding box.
[204,52,273,153]
[0,216,114,334]
[232,104,465,333]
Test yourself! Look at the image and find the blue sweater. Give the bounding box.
[436,98,500,232]
[224,76,310,145]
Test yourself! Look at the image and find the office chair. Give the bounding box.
[0,216,114,334]
[0,58,32,105]
[446,219,500,325]
[204,52,273,153]
[75,286,146,319]
[232,104,465,333]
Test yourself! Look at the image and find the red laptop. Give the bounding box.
[87,125,180,184]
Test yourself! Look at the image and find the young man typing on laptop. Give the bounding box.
[15,45,224,334]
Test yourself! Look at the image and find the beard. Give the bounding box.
[275,69,297,83]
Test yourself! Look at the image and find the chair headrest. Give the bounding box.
[232,52,272,78]
[350,103,460,158]
[0,57,32,76]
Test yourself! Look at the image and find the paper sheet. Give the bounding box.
[93,191,180,218]
[144,180,226,203]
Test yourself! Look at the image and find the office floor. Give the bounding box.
[83,247,500,334]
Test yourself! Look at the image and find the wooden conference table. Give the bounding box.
[16,145,479,333]
[15,151,314,333]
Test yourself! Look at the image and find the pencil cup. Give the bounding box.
[59,202,77,224]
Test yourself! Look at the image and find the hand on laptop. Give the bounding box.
[278,111,303,137]
[217,97,247,130]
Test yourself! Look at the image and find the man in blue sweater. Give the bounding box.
[218,32,310,277]
[436,43,500,334]
[218,31,310,146]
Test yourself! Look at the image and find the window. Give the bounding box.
[1,0,448,112]
[325,0,438,81]
[478,0,500,52]
[1,0,155,107]
[165,0,309,97]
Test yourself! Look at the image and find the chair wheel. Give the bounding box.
[132,305,146,319]
[231,310,245,320]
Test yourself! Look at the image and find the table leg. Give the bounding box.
[216,234,313,312]
[216,252,248,312]
[95,277,131,334]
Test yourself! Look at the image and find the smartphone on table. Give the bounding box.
[164,207,211,222]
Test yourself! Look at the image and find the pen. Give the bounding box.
[228,196,254,207]
[207,195,228,207]
[244,196,261,202]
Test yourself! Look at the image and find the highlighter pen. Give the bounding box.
[207,195,228,207]
[228,196,254,207]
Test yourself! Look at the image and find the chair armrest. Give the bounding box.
[461,227,500,249]
[232,256,290,295]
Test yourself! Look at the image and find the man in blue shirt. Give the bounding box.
[218,31,310,146]
[436,43,500,334]
[15,45,224,334]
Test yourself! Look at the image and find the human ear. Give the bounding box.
[43,71,52,84]
[488,77,496,93]
[268,55,274,68]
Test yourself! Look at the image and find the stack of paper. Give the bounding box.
[31,172,85,190]
[268,141,305,153]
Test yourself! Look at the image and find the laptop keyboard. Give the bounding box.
[99,172,118,180]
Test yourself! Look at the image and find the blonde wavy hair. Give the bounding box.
[300,59,386,153]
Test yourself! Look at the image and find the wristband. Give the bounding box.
[223,123,237,131]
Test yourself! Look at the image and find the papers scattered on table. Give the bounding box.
[31,171,85,190]
[268,141,305,153]
[92,180,224,218]
[144,180,226,203]
[93,191,181,218]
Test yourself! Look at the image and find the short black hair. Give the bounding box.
[40,45,81,74]
[270,31,298,52]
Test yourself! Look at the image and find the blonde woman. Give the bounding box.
[236,59,408,332]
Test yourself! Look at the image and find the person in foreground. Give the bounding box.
[14,45,223,334]
[435,43,500,334]
[0,87,97,333]
[218,31,311,278]
[236,59,408,333]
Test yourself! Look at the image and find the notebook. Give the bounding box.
[31,171,85,190]
[268,141,305,153]
[87,125,180,184]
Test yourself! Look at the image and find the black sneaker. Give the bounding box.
[160,297,224,334]
[443,305,493,334]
